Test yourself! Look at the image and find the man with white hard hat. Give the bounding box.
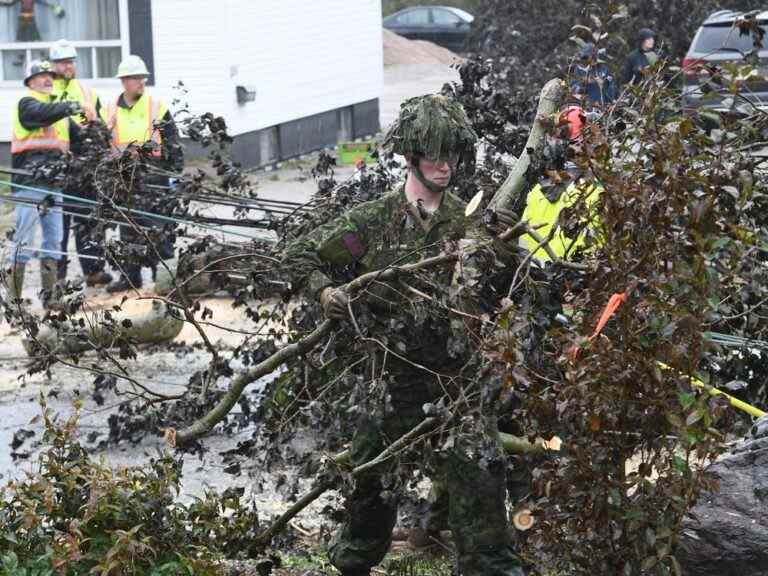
[6,60,84,310]
[106,55,184,293]
[50,39,113,288]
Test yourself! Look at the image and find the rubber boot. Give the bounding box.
[8,262,26,303]
[40,259,64,311]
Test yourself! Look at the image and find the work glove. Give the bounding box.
[320,286,350,320]
[80,102,97,123]
[495,207,519,230]
[484,207,519,234]
[486,208,520,261]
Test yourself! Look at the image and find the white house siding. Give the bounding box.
[0,0,383,149]
[149,0,231,125]
[224,0,383,135]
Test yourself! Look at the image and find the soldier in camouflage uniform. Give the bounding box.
[282,95,525,576]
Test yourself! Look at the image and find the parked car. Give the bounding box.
[682,10,768,113]
[383,5,474,52]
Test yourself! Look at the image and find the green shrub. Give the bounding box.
[0,400,261,575]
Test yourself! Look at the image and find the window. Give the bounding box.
[0,0,128,82]
[695,24,768,54]
[431,8,461,26]
[397,8,430,27]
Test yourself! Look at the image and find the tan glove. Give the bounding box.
[488,208,520,261]
[320,287,350,320]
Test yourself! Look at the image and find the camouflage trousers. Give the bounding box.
[328,378,525,575]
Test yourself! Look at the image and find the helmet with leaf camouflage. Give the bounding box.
[384,94,478,173]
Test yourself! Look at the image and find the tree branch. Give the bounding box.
[487,78,567,212]
[172,253,462,446]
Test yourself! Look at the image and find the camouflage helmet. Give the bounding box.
[384,94,478,171]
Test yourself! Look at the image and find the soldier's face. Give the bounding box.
[54,59,76,80]
[414,156,456,189]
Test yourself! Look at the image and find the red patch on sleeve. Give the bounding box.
[342,232,365,258]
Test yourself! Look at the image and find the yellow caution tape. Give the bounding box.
[658,362,766,419]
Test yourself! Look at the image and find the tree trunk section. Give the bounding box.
[678,416,768,575]
[23,301,183,356]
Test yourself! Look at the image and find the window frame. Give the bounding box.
[0,0,129,87]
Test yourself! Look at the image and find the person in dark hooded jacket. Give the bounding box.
[572,43,617,107]
[621,28,659,85]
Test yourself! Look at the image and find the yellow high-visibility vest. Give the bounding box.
[11,90,70,155]
[107,93,167,157]
[52,77,103,124]
[520,180,602,261]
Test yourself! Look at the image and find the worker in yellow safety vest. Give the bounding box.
[50,39,114,287]
[520,177,602,262]
[105,55,184,293]
[520,87,604,263]
[7,60,91,310]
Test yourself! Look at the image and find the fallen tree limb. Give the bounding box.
[173,253,460,447]
[173,319,334,446]
[254,423,556,546]
[487,78,567,213]
[173,79,568,447]
[254,416,441,545]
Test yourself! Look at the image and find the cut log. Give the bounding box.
[23,300,183,356]
[678,416,768,576]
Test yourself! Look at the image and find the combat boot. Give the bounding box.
[40,259,64,311]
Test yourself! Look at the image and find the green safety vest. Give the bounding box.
[520,180,602,261]
[11,90,70,155]
[52,77,102,125]
[107,93,167,157]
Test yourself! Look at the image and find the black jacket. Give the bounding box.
[12,96,80,187]
[621,49,653,85]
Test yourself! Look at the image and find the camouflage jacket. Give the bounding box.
[283,186,472,300]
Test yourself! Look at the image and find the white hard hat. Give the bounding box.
[24,59,54,86]
[50,39,77,61]
[115,55,150,78]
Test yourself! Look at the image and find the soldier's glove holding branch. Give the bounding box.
[320,286,350,320]
[485,207,519,232]
[485,208,520,261]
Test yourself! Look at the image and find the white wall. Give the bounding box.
[223,0,383,134]
[0,0,383,141]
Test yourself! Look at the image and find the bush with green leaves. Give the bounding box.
[0,400,262,575]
